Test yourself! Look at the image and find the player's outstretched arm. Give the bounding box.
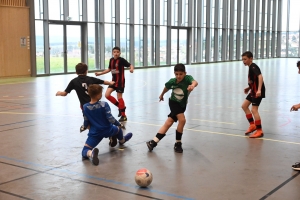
[129,64,134,73]
[187,80,198,91]
[56,91,68,96]
[290,103,300,111]
[103,80,115,85]
[159,87,169,101]
[95,69,111,76]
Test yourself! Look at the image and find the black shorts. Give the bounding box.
[246,94,263,106]
[168,99,186,122]
[108,85,125,93]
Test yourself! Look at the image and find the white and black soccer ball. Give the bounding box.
[135,168,153,187]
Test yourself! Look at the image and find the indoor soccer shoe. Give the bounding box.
[292,162,300,171]
[249,130,264,138]
[245,124,256,135]
[109,135,118,147]
[174,142,183,153]
[119,132,133,145]
[90,148,99,166]
[146,140,157,152]
[119,116,127,122]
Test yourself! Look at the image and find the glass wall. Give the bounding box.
[33,0,300,76]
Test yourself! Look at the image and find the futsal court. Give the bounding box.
[1,58,300,200]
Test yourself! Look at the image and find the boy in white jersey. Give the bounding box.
[146,63,198,153]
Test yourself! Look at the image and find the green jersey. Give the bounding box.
[165,75,194,108]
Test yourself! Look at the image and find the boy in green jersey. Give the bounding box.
[146,63,198,153]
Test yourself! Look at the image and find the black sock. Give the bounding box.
[176,130,182,142]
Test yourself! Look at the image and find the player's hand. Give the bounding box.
[256,90,261,97]
[95,72,101,76]
[55,91,60,96]
[159,95,164,102]
[119,123,126,129]
[109,81,115,85]
[244,87,250,94]
[80,125,87,133]
[130,69,134,73]
[187,85,195,91]
[290,104,300,112]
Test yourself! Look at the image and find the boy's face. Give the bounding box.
[112,49,121,59]
[174,71,186,82]
[242,56,253,66]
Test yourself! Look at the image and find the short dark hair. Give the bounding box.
[112,46,121,51]
[88,84,103,99]
[242,51,253,58]
[75,63,88,74]
[174,63,186,72]
[297,61,300,67]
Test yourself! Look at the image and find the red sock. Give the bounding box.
[118,98,126,116]
[106,96,119,107]
[246,114,254,125]
[255,120,262,130]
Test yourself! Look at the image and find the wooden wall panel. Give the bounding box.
[0,0,26,7]
[0,6,30,77]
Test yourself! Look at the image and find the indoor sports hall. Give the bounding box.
[1,0,300,200]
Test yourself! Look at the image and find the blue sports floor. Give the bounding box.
[1,58,300,200]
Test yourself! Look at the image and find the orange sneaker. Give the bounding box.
[249,130,264,138]
[245,124,256,135]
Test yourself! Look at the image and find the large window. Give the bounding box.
[33,0,299,76]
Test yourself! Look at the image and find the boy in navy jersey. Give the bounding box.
[146,63,198,153]
[81,84,133,166]
[95,47,134,122]
[290,61,300,171]
[241,51,266,138]
[56,63,114,131]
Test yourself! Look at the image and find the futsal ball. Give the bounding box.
[135,168,153,187]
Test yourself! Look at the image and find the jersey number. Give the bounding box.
[82,83,88,95]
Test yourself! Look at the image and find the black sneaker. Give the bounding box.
[119,116,127,122]
[119,132,133,145]
[174,142,183,153]
[90,148,99,165]
[292,162,300,171]
[146,140,157,152]
[109,135,118,147]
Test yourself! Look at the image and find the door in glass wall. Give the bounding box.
[49,24,82,74]
[171,28,188,64]
[49,24,64,73]
[66,25,81,72]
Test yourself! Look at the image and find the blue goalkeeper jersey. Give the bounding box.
[83,101,121,136]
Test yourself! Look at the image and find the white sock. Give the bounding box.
[153,137,159,143]
[87,150,92,158]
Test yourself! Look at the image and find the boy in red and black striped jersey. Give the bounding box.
[95,46,134,122]
[241,51,265,138]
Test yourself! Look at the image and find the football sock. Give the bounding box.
[118,98,126,116]
[153,133,165,143]
[246,114,254,125]
[176,130,182,143]
[255,120,262,130]
[107,96,119,107]
[82,146,92,158]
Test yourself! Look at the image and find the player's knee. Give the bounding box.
[178,118,186,125]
